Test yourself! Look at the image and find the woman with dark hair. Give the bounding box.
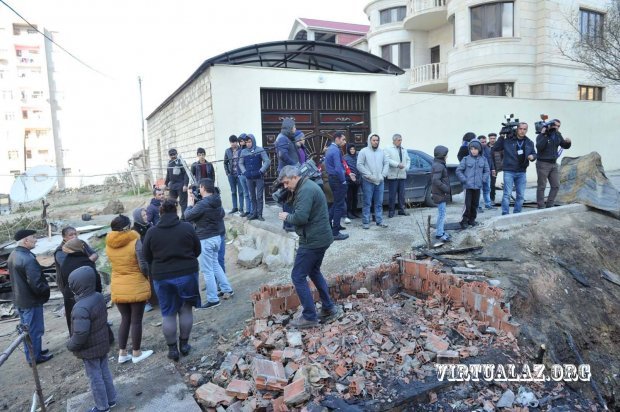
[105,214,153,364]
[59,238,102,334]
[143,199,201,361]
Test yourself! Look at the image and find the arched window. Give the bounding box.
[294,30,308,41]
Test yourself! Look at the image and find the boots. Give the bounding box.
[167,343,180,361]
[179,338,191,356]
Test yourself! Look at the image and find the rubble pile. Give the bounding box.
[194,286,518,410]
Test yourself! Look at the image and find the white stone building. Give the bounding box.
[0,14,65,194]
[363,0,619,100]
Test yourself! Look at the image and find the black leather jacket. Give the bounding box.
[8,246,50,308]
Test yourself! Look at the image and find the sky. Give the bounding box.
[5,0,368,183]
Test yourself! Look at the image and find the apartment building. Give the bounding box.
[0,15,65,193]
[363,0,618,101]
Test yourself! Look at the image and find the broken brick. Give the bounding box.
[195,382,234,408]
[225,379,252,400]
[424,333,449,353]
[283,378,311,406]
[272,396,289,412]
[356,287,369,298]
[436,350,460,364]
[252,358,288,391]
[349,377,366,396]
[189,373,203,387]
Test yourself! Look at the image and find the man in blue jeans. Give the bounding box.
[324,131,350,240]
[356,134,389,229]
[223,135,244,214]
[8,229,52,365]
[278,165,343,329]
[492,122,536,215]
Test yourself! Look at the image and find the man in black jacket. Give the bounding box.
[185,179,234,309]
[492,123,537,215]
[8,229,53,364]
[165,148,189,218]
[536,119,571,209]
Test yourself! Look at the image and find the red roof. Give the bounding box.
[299,18,369,34]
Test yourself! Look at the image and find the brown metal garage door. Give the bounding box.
[261,89,371,199]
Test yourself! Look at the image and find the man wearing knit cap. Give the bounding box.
[8,229,53,365]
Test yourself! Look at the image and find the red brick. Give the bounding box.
[225,379,252,400]
[349,377,365,396]
[253,299,270,319]
[424,333,449,353]
[500,320,520,337]
[271,350,283,362]
[272,396,289,412]
[195,382,234,408]
[270,297,286,315]
[335,364,348,377]
[283,378,311,406]
[285,294,301,311]
[252,358,288,391]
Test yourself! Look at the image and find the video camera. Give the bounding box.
[272,159,322,204]
[534,114,556,135]
[499,114,520,139]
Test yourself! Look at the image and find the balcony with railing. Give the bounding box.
[409,62,448,92]
[403,0,448,31]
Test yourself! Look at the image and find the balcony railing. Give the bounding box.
[411,62,447,85]
[410,0,446,15]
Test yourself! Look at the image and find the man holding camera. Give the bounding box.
[536,119,571,209]
[277,165,343,329]
[492,122,536,215]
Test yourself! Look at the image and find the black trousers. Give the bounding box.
[169,189,188,218]
[490,175,497,201]
[462,189,481,224]
[346,183,359,213]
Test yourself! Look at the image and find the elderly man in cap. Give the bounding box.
[8,229,53,365]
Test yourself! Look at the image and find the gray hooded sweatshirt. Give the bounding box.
[357,134,389,185]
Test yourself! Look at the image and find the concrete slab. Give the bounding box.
[66,358,200,412]
[486,203,587,231]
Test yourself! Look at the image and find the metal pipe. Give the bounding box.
[22,329,46,412]
[0,332,26,367]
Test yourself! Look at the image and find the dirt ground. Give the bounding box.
[1,175,620,411]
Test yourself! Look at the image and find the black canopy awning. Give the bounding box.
[147,41,404,119]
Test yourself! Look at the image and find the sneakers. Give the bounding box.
[131,350,153,364]
[344,217,351,224]
[118,353,132,364]
[240,212,249,217]
[362,223,370,230]
[333,233,349,241]
[257,216,265,221]
[201,300,221,309]
[228,208,239,215]
[398,210,410,216]
[29,353,53,366]
[221,291,234,300]
[288,316,319,329]
[248,214,258,220]
[485,205,496,210]
[459,221,467,229]
[88,407,110,412]
[108,401,117,409]
[319,305,344,324]
[377,223,389,228]
[144,303,153,313]
[469,221,479,227]
[435,234,451,242]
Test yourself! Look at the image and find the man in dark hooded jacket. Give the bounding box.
[146,188,163,226]
[185,179,234,309]
[275,118,300,231]
[165,148,189,218]
[239,134,271,221]
[67,266,117,412]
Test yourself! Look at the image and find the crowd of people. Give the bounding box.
[7,116,570,412]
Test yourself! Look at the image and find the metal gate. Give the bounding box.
[261,89,371,198]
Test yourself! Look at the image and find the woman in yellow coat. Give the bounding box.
[106,215,153,364]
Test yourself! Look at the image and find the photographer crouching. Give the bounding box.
[277,165,343,329]
[536,119,571,209]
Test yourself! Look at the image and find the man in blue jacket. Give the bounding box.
[275,118,300,232]
[492,123,537,215]
[239,134,271,221]
[324,132,349,240]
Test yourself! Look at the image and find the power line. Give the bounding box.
[0,0,111,78]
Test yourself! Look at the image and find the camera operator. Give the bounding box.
[536,119,571,209]
[492,122,536,215]
[277,165,343,329]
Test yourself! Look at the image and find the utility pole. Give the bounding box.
[138,76,151,189]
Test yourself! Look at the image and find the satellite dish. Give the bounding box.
[10,165,58,203]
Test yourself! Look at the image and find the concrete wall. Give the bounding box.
[147,64,620,209]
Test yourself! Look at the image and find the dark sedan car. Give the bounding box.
[356,149,463,207]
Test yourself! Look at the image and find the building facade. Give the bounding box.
[363,0,619,101]
[0,15,65,193]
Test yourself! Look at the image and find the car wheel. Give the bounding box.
[424,188,436,208]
